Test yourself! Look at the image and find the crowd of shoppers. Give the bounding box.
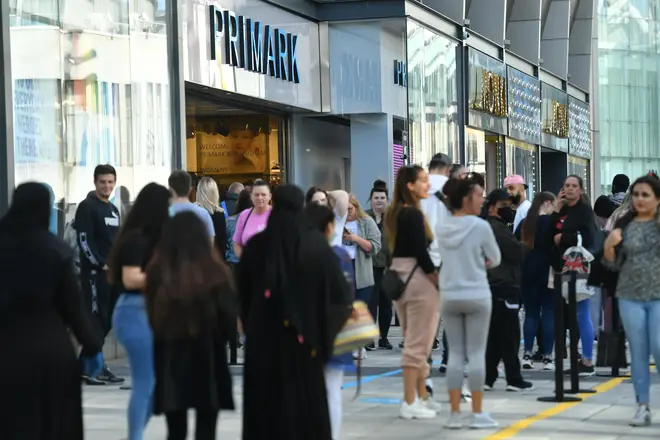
[4,157,660,440]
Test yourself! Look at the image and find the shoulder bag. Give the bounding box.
[381,264,419,301]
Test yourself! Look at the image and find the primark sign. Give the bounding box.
[209,6,301,84]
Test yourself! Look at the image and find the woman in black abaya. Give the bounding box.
[236,185,353,440]
[0,183,102,440]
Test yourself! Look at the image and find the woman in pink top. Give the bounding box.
[233,180,272,259]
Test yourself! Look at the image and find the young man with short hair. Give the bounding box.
[168,170,215,240]
[76,164,124,385]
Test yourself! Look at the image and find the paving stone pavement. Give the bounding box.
[86,328,660,439]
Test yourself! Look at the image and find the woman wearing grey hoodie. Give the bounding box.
[436,173,501,430]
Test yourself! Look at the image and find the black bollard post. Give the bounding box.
[566,271,596,394]
[538,272,582,403]
[229,320,239,366]
[596,292,628,378]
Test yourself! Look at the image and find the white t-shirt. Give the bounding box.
[343,220,359,260]
[513,199,532,231]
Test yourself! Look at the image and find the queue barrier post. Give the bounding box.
[537,272,582,403]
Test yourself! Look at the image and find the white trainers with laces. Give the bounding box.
[422,398,442,414]
[399,399,437,420]
[630,405,651,427]
[469,412,498,429]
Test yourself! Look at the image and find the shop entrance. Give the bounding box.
[185,86,288,196]
[540,148,567,194]
[465,128,503,193]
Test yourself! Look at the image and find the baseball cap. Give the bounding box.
[485,188,515,208]
[503,174,528,189]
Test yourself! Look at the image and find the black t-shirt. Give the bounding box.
[116,232,150,295]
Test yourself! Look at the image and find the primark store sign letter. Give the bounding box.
[209,6,301,84]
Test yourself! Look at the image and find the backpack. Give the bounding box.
[63,219,81,273]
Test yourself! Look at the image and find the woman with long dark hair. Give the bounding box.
[0,183,102,440]
[107,182,172,440]
[436,173,501,429]
[384,165,441,420]
[145,212,236,439]
[549,175,597,376]
[237,185,353,440]
[604,175,660,426]
[519,191,557,370]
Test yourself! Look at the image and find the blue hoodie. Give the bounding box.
[328,245,356,370]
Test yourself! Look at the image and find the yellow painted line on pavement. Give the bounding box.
[484,376,627,440]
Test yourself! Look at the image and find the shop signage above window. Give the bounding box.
[471,70,507,117]
[393,60,407,87]
[568,97,591,159]
[209,6,301,84]
[540,84,568,152]
[467,48,507,135]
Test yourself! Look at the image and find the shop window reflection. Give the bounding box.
[9,0,172,236]
[568,156,590,196]
[406,21,459,167]
[505,140,537,201]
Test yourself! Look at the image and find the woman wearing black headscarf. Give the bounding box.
[236,184,353,440]
[0,183,102,440]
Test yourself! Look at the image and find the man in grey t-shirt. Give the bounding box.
[168,171,215,239]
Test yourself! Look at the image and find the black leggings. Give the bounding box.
[165,409,218,440]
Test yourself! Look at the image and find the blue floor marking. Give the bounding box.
[342,360,442,389]
[342,342,524,390]
[359,397,401,405]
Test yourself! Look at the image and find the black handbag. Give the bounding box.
[381,264,419,301]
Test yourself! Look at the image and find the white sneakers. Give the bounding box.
[445,412,499,429]
[399,399,437,419]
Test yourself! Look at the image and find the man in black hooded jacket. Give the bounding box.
[484,189,533,391]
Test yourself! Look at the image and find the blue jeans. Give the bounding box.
[522,286,555,356]
[576,299,594,361]
[112,294,154,440]
[618,298,660,404]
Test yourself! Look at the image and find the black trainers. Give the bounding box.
[438,363,447,374]
[97,365,125,384]
[563,362,595,377]
[399,341,405,349]
[365,342,377,351]
[506,380,535,392]
[522,353,534,370]
[432,338,440,351]
[378,338,393,350]
[82,375,107,386]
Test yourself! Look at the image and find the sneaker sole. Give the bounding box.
[579,371,595,377]
[506,385,535,392]
[470,424,499,429]
[400,413,437,420]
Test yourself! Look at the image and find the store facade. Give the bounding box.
[0,0,595,217]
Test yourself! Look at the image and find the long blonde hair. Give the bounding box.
[196,177,223,214]
[349,193,369,220]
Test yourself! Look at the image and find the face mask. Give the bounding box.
[497,206,516,225]
[512,194,522,205]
